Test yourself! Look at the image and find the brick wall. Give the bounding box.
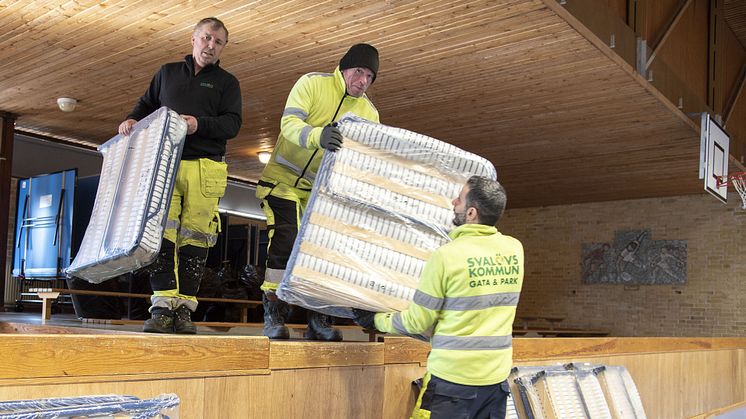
[499,194,746,337]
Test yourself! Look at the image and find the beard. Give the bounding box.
[452,211,466,227]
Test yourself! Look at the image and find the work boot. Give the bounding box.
[173,305,197,334]
[143,307,174,333]
[262,292,290,339]
[305,311,343,341]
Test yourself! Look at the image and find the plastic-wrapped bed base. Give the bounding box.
[510,364,646,419]
[0,393,180,419]
[66,107,186,283]
[506,393,520,419]
[277,114,496,317]
[595,366,647,419]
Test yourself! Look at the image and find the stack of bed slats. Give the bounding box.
[67,107,186,283]
[510,364,647,418]
[277,114,496,316]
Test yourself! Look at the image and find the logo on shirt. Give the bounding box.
[200,82,214,89]
[466,253,521,287]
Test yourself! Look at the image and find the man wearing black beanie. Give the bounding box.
[255,43,380,341]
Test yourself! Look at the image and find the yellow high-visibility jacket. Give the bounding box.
[375,223,524,386]
[257,67,379,199]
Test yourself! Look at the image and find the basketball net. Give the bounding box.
[733,176,746,210]
[719,172,746,209]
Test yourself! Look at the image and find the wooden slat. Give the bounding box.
[691,400,746,419]
[646,0,694,69]
[513,336,746,360]
[0,369,270,387]
[724,0,746,48]
[0,321,129,335]
[268,340,383,370]
[0,334,269,379]
[383,363,425,419]
[202,366,386,418]
[382,336,430,366]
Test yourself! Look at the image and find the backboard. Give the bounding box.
[699,113,730,203]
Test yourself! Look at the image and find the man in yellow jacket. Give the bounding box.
[257,43,381,340]
[355,176,524,419]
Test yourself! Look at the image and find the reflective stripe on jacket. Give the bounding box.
[258,67,379,193]
[375,223,524,386]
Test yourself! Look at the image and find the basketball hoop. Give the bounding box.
[717,172,746,209]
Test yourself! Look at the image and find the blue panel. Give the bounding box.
[12,169,76,278]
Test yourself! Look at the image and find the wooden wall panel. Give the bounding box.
[561,0,638,67]
[652,0,710,104]
[724,0,746,48]
[0,334,744,418]
[720,23,746,113]
[267,341,383,370]
[639,0,709,113]
[202,375,258,418]
[721,21,746,163]
[0,335,269,379]
[383,364,426,419]
[0,379,205,419]
[605,0,629,23]
[203,366,385,419]
[725,86,746,163]
[513,349,746,419]
[646,0,685,43]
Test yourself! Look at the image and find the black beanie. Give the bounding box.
[339,43,379,82]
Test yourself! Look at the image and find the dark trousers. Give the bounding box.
[419,375,510,419]
[264,195,301,271]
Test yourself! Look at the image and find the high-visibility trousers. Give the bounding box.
[151,158,226,304]
[255,181,310,292]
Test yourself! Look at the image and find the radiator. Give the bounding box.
[276,114,496,317]
[66,107,186,283]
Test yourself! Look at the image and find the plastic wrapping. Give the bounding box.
[505,393,520,419]
[595,365,647,419]
[0,393,180,418]
[66,107,186,283]
[568,366,613,419]
[509,363,646,419]
[276,114,496,317]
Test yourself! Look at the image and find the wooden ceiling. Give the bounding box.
[725,0,746,49]
[0,0,732,208]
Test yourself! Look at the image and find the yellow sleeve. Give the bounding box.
[374,250,445,335]
[280,75,322,150]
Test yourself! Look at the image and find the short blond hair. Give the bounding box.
[194,17,228,42]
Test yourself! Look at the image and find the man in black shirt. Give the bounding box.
[118,17,242,334]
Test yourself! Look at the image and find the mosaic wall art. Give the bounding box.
[581,229,687,284]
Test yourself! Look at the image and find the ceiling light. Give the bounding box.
[57,97,78,112]
[258,151,272,164]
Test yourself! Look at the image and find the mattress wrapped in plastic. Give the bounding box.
[66,106,186,283]
[276,114,496,317]
[0,394,180,418]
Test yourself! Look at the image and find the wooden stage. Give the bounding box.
[1,320,746,418]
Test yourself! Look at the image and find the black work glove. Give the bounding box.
[319,125,343,152]
[353,309,378,331]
